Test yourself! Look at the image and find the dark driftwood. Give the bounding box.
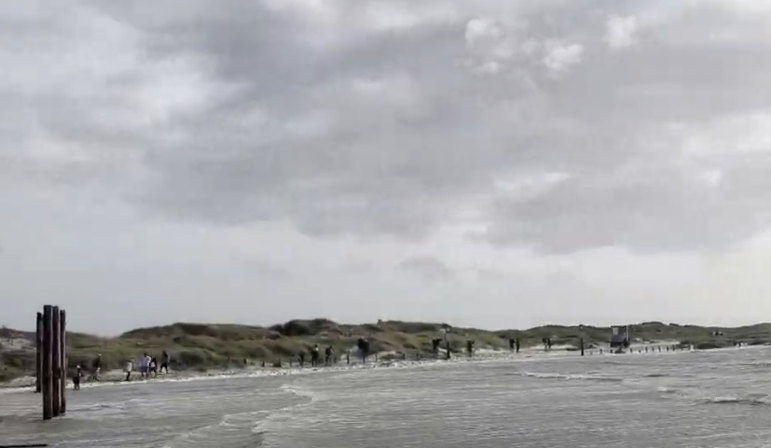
[0,444,49,447]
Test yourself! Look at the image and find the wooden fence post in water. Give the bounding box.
[41,305,53,420]
[35,312,42,393]
[59,309,67,415]
[580,338,584,356]
[51,306,61,417]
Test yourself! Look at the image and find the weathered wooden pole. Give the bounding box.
[51,306,61,417]
[35,312,42,393]
[59,309,67,415]
[41,305,53,420]
[580,338,584,356]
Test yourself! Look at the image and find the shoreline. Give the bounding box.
[0,340,716,394]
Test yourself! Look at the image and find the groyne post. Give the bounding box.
[41,306,53,420]
[59,309,67,415]
[39,305,67,420]
[51,306,61,417]
[580,338,584,356]
[515,338,520,353]
[35,312,42,393]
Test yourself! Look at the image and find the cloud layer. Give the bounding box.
[2,0,771,332]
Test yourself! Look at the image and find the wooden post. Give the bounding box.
[59,309,67,415]
[51,306,61,417]
[35,312,42,393]
[580,338,584,356]
[41,305,53,420]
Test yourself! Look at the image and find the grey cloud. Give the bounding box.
[5,0,771,254]
[398,256,456,281]
[487,154,771,253]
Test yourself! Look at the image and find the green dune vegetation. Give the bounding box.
[1,319,770,383]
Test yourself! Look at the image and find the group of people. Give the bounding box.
[70,351,172,389]
[297,344,336,367]
[124,351,171,381]
[71,353,103,390]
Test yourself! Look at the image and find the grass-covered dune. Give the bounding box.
[1,319,769,382]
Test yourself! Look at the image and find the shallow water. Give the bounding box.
[3,347,771,447]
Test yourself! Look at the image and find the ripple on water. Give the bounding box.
[4,347,771,447]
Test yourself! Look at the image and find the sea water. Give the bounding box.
[3,347,771,447]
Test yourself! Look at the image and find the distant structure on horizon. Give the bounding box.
[609,325,630,350]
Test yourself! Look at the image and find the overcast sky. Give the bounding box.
[3,0,771,335]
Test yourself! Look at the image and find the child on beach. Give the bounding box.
[124,360,133,382]
[90,354,102,381]
[73,364,83,390]
[149,356,157,378]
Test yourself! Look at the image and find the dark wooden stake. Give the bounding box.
[580,338,584,356]
[59,309,67,415]
[51,306,61,417]
[41,306,53,420]
[35,312,42,393]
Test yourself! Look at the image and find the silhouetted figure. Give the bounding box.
[357,338,370,363]
[466,340,474,356]
[90,354,102,381]
[160,350,170,374]
[324,346,334,366]
[508,338,515,351]
[298,351,306,367]
[311,344,320,367]
[515,339,521,353]
[73,365,82,390]
[432,338,442,355]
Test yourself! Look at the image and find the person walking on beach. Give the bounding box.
[90,354,102,381]
[149,356,157,378]
[298,351,306,367]
[124,359,133,381]
[311,344,320,367]
[140,353,151,379]
[73,364,83,390]
[160,350,170,374]
[324,346,333,366]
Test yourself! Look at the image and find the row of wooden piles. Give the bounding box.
[34,305,67,420]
